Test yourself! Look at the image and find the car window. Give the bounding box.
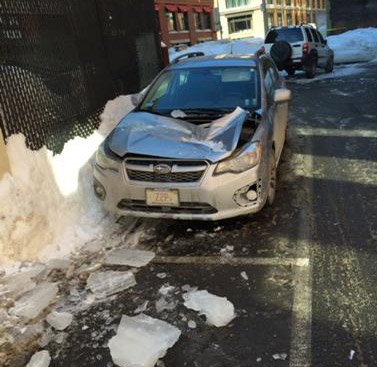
[140,67,260,113]
[312,29,320,43]
[304,27,313,42]
[263,64,275,105]
[265,28,304,44]
[317,31,326,44]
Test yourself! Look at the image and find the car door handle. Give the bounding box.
[293,45,301,48]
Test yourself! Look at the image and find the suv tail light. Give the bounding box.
[303,42,309,55]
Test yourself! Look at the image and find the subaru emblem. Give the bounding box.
[153,164,171,174]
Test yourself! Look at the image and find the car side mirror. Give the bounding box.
[274,89,291,103]
[131,93,143,106]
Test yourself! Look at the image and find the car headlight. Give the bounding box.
[215,142,262,175]
[95,143,120,171]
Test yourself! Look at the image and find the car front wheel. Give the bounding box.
[304,58,317,79]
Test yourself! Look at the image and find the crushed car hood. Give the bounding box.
[108,107,248,163]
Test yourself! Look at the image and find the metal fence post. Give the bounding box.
[0,129,10,180]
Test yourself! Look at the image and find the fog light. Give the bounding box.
[94,179,106,201]
[246,190,258,201]
[233,184,259,207]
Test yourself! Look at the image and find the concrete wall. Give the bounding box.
[0,130,9,180]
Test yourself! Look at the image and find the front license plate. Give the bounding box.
[146,189,179,207]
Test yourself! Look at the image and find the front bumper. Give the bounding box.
[94,161,268,221]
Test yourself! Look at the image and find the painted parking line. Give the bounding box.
[154,255,309,267]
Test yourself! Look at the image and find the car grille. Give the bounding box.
[117,199,217,215]
[124,158,208,184]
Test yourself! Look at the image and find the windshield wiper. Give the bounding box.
[137,108,167,117]
[180,108,233,117]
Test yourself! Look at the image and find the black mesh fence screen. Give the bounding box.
[0,0,162,153]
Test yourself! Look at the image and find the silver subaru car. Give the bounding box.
[93,53,291,220]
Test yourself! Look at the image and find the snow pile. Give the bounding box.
[328,28,377,64]
[108,314,181,367]
[0,95,134,264]
[183,290,236,327]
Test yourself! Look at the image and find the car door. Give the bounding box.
[312,29,326,66]
[263,60,287,162]
[317,30,331,62]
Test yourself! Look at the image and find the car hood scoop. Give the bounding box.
[108,107,247,163]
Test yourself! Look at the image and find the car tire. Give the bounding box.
[271,41,292,71]
[304,57,317,79]
[267,151,277,206]
[285,67,295,76]
[325,56,334,73]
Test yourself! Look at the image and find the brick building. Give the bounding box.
[155,0,217,46]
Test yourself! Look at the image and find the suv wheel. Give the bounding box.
[267,151,277,206]
[325,56,334,73]
[304,57,317,79]
[285,67,295,76]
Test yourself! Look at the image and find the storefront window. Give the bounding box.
[166,12,177,32]
[194,13,202,30]
[286,12,293,25]
[267,12,274,29]
[177,12,189,31]
[277,12,283,26]
[202,12,211,30]
[228,14,252,34]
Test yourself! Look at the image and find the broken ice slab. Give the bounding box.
[26,350,51,367]
[11,282,58,320]
[86,271,136,299]
[47,258,71,271]
[104,248,155,268]
[155,298,177,313]
[0,272,36,299]
[183,290,235,327]
[46,311,73,331]
[108,314,181,367]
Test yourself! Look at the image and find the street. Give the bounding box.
[46,63,377,367]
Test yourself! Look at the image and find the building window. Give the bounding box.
[202,12,211,30]
[266,0,274,4]
[286,12,293,25]
[177,12,189,31]
[194,12,202,30]
[166,12,177,32]
[286,0,292,6]
[225,0,251,8]
[267,12,274,29]
[228,14,252,34]
[276,0,282,6]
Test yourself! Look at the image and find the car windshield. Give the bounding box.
[139,66,259,115]
[265,28,304,43]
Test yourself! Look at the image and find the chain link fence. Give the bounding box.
[0,0,162,153]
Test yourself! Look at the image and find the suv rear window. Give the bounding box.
[265,28,304,43]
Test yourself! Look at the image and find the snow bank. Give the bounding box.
[170,28,377,65]
[328,28,377,64]
[0,95,134,265]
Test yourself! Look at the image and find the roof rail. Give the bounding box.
[171,51,205,64]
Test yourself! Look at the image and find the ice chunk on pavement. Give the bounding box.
[47,258,70,270]
[87,271,136,298]
[183,290,235,327]
[240,271,249,281]
[134,301,149,314]
[155,298,177,313]
[188,320,197,329]
[26,350,51,367]
[156,272,167,279]
[11,282,58,320]
[158,284,175,296]
[272,353,288,361]
[0,272,36,299]
[108,314,181,367]
[105,248,155,268]
[46,311,73,331]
